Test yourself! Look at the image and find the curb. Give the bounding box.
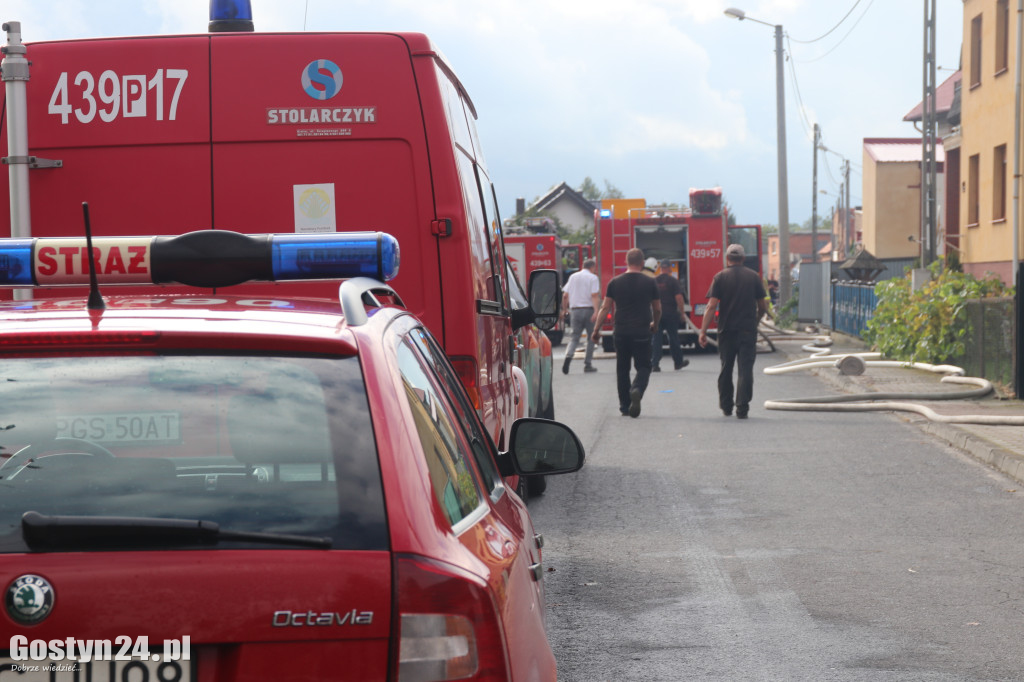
[915,420,1024,486]
[770,339,1024,487]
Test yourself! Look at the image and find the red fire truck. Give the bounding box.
[593,187,762,351]
[505,231,565,345]
[560,243,593,279]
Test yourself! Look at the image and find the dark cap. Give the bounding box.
[659,259,672,268]
[726,243,745,258]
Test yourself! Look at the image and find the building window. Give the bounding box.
[996,0,1010,73]
[970,14,983,87]
[993,144,1007,221]
[968,153,980,225]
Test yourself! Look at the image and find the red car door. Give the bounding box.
[394,329,556,680]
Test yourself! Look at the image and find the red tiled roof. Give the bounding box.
[903,70,961,122]
[863,138,945,164]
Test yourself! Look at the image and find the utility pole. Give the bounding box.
[723,9,790,306]
[774,24,791,305]
[834,200,840,258]
[812,123,820,263]
[921,0,938,266]
[843,159,852,257]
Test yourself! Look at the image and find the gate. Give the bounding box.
[832,281,877,338]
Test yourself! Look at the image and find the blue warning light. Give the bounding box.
[209,0,254,32]
[272,232,400,282]
[0,240,34,285]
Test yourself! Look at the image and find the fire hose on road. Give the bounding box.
[762,343,1024,426]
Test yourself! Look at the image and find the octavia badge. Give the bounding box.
[5,574,54,625]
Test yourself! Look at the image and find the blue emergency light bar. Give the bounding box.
[209,0,254,32]
[0,231,400,288]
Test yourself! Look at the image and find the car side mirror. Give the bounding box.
[522,269,561,331]
[500,418,585,477]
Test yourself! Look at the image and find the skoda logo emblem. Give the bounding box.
[6,574,54,625]
[302,59,344,100]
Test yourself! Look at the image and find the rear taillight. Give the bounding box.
[448,356,482,411]
[392,555,509,682]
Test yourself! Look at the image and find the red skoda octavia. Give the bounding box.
[0,231,583,681]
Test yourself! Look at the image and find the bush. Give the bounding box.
[863,259,1011,363]
[775,289,798,329]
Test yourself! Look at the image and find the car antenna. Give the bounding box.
[81,202,106,310]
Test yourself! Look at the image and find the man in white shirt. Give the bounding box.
[561,258,601,374]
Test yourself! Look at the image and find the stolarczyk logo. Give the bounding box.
[302,59,344,100]
[6,574,54,625]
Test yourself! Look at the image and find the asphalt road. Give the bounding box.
[529,346,1024,681]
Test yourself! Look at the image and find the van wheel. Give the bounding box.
[545,330,563,346]
[515,476,530,502]
[602,336,615,353]
[526,475,548,497]
[540,391,555,420]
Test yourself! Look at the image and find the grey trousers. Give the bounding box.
[564,307,596,367]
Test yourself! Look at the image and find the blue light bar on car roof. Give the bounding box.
[0,231,400,288]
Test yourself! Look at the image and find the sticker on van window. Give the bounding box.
[294,184,337,233]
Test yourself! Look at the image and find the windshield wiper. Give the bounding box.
[21,511,332,549]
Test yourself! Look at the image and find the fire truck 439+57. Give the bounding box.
[593,187,762,353]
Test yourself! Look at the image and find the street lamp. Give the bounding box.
[724,7,791,307]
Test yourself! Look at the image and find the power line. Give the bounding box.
[822,153,841,187]
[793,0,877,64]
[784,36,815,139]
[785,39,858,207]
[789,0,864,44]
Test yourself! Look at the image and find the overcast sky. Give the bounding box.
[5,0,963,228]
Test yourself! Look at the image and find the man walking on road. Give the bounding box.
[652,258,690,372]
[594,248,661,417]
[698,243,767,419]
[562,257,601,374]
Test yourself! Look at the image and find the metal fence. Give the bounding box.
[954,297,1015,389]
[829,283,1016,391]
[831,281,877,338]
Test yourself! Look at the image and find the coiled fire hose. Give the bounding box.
[763,344,1024,426]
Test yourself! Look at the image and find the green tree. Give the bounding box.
[579,177,602,201]
[723,200,736,226]
[602,180,624,199]
[578,177,624,200]
[560,225,595,245]
[801,215,833,233]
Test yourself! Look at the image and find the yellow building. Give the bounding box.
[862,138,943,260]
[959,0,1017,283]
